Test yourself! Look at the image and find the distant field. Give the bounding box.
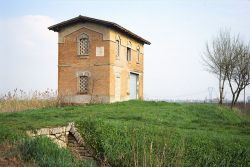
[0,101,250,166]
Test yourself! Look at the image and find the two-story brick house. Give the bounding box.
[49,15,150,103]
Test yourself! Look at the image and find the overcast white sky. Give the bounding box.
[1,0,250,101]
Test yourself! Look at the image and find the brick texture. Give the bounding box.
[57,23,145,103]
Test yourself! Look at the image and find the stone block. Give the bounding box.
[66,124,72,131]
[55,140,67,148]
[50,127,64,134]
[55,133,62,138]
[70,127,76,134]
[59,136,66,142]
[36,128,50,135]
[25,122,87,151]
[48,135,56,139]
[74,132,80,139]
[26,131,35,137]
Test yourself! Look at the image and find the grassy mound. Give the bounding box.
[76,102,249,166]
[0,101,249,166]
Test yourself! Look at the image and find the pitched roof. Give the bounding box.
[48,15,151,45]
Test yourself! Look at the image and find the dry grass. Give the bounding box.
[0,89,61,112]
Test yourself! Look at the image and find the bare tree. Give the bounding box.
[226,38,250,107]
[202,30,231,104]
[203,29,250,107]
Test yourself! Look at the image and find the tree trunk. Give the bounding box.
[218,72,225,105]
[219,91,223,105]
[233,88,243,106]
[230,93,236,109]
[219,78,223,105]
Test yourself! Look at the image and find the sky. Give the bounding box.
[1,0,250,101]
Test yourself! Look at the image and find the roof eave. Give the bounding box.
[48,15,151,45]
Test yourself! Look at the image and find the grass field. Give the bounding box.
[0,101,250,166]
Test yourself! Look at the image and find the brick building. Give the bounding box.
[49,15,150,103]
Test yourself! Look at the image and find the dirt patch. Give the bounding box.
[0,144,20,167]
[0,144,36,167]
[0,157,22,167]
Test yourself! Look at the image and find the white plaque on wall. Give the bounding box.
[96,47,104,56]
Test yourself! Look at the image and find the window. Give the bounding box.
[79,76,88,94]
[77,34,89,55]
[115,40,120,59]
[136,48,140,63]
[127,47,131,62]
[127,41,132,62]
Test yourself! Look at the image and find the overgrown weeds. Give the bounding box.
[77,117,250,167]
[0,89,61,112]
[77,119,185,167]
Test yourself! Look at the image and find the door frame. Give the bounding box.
[129,72,139,99]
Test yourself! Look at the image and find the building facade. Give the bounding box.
[49,15,150,103]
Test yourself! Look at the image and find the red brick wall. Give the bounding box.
[58,27,110,97]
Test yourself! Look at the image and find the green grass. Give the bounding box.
[18,137,90,167]
[0,101,250,166]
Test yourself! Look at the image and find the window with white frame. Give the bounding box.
[77,34,89,55]
[79,76,88,94]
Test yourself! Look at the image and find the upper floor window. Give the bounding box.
[136,47,140,63]
[127,41,132,62]
[115,40,120,59]
[77,34,89,56]
[127,48,131,62]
